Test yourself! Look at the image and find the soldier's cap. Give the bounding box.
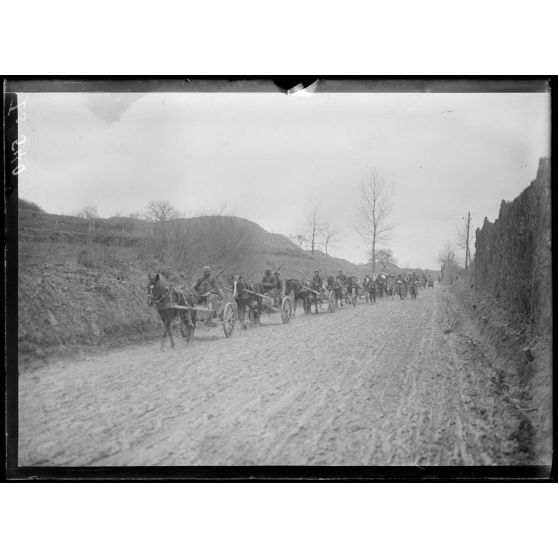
[314,270,319,273]
[203,265,211,272]
[265,268,271,273]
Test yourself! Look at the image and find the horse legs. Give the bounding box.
[161,324,167,350]
[180,311,192,342]
[239,302,248,329]
[166,318,176,348]
[161,318,174,350]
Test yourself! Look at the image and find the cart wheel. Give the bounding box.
[281,296,292,324]
[223,302,235,338]
[351,288,357,307]
[328,291,336,312]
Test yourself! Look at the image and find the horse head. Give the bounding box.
[231,274,240,298]
[147,273,161,306]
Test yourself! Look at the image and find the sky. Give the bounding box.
[17,90,550,269]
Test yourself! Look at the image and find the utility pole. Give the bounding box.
[465,211,471,269]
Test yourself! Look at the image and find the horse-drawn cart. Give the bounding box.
[167,293,236,338]
[301,284,336,313]
[147,273,236,348]
[241,287,292,324]
[333,284,357,308]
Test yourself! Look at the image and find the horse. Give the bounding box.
[231,274,261,328]
[285,278,311,316]
[147,273,197,349]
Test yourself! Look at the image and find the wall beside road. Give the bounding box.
[474,158,551,337]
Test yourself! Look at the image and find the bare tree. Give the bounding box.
[289,234,308,248]
[145,200,181,222]
[437,242,456,265]
[321,221,339,255]
[306,205,323,255]
[76,205,99,219]
[437,242,460,283]
[355,169,396,274]
[371,248,397,272]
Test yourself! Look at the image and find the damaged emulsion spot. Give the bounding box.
[273,78,319,97]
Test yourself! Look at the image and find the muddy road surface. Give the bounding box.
[19,286,529,466]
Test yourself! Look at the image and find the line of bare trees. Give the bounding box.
[291,206,340,256]
[292,169,399,273]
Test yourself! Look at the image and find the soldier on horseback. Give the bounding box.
[193,265,223,325]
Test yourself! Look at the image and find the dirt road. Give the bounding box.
[19,286,530,466]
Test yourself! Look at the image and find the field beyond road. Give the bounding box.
[19,286,544,466]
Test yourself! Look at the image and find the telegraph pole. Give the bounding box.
[465,211,471,269]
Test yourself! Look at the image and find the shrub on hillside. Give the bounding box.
[19,198,44,212]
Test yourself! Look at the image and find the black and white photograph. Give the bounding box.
[5,78,552,474]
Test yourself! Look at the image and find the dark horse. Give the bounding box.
[285,278,311,316]
[147,273,197,349]
[231,274,262,328]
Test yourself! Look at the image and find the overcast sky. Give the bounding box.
[18,91,549,269]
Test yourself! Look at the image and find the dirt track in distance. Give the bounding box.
[19,286,530,466]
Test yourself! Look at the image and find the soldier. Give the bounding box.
[334,270,347,306]
[376,273,384,297]
[193,265,223,325]
[261,268,277,293]
[386,274,394,297]
[274,271,283,293]
[262,268,279,306]
[311,270,323,293]
[368,274,377,303]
